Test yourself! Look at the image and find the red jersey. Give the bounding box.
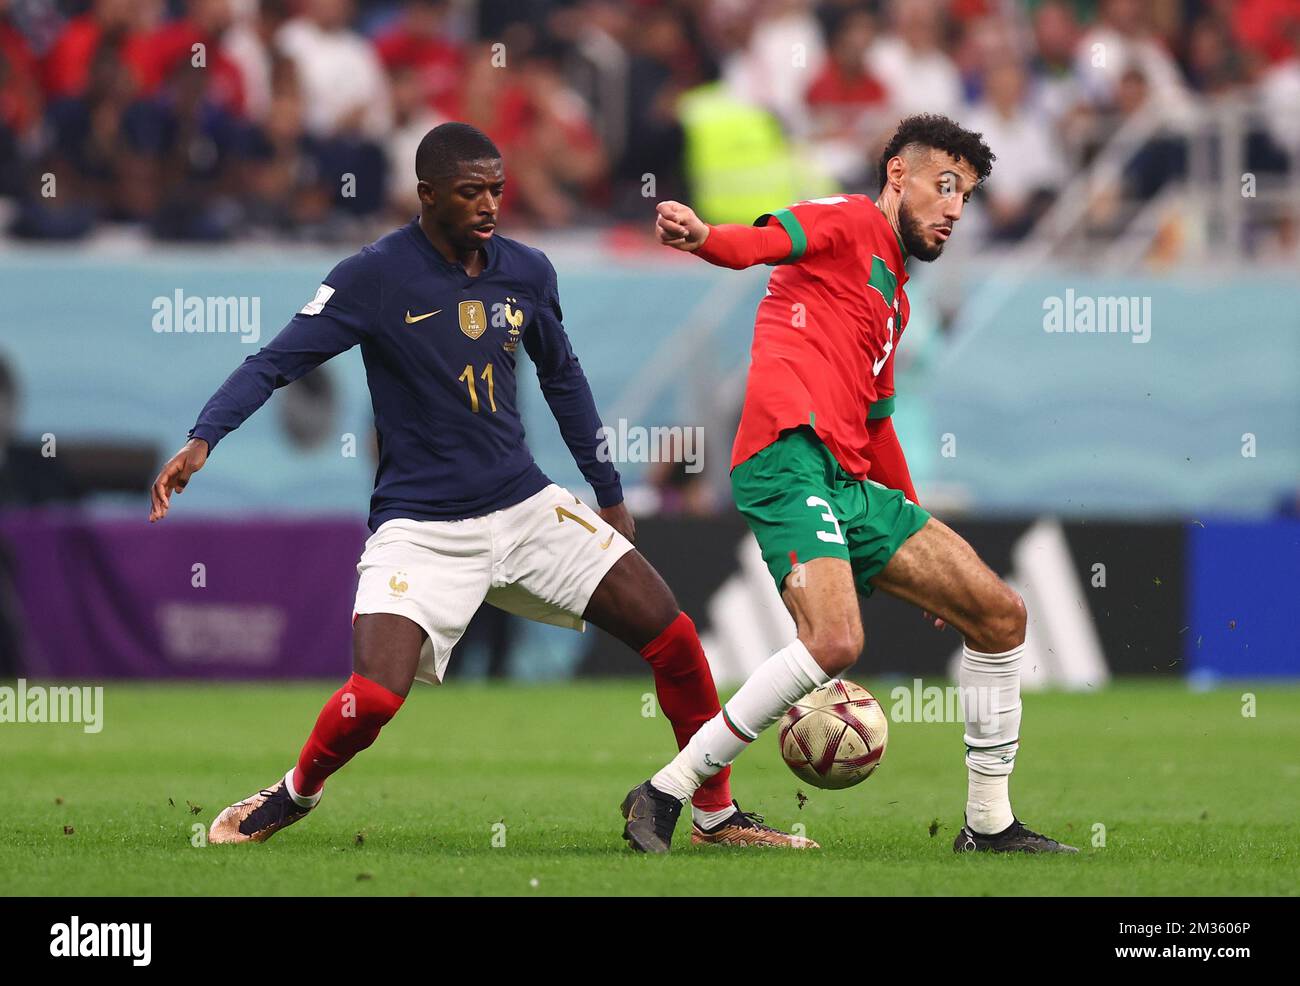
[806,64,888,108]
[699,195,910,482]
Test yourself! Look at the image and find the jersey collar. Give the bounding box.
[406,218,498,279]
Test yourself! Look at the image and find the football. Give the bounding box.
[779,680,889,789]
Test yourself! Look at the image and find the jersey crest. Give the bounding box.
[459,301,487,340]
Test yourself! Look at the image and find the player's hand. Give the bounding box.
[149,438,209,523]
[922,610,946,631]
[655,201,709,252]
[599,502,635,544]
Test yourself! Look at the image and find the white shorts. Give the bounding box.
[353,483,634,684]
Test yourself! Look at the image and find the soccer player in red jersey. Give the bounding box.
[621,115,1077,854]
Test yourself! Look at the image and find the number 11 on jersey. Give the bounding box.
[459,362,497,413]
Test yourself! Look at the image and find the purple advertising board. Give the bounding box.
[0,510,368,679]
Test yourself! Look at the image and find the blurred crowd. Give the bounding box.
[0,0,1297,243]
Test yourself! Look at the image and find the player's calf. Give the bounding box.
[291,672,405,799]
[957,587,1025,835]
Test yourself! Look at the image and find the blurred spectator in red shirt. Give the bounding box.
[0,0,41,140]
[434,42,532,150]
[42,0,183,99]
[1230,0,1300,67]
[515,46,607,222]
[42,0,244,112]
[431,37,603,230]
[374,0,463,110]
[436,42,607,227]
[807,8,888,112]
[806,7,890,186]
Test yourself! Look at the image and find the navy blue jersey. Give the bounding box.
[189,220,622,530]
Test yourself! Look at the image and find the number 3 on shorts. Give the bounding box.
[805,496,845,544]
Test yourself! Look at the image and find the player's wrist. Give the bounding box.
[184,431,213,460]
[594,482,625,509]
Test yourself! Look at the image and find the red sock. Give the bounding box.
[292,673,405,797]
[640,612,733,812]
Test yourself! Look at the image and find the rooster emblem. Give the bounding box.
[504,297,525,330]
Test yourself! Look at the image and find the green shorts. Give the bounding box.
[730,426,931,597]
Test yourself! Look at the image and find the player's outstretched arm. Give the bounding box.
[149,438,208,522]
[153,253,375,524]
[657,200,794,269]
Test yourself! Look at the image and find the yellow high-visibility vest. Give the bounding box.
[678,83,837,225]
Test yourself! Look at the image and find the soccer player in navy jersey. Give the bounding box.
[148,123,809,850]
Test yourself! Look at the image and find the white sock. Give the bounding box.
[283,767,323,809]
[959,641,1023,835]
[652,639,829,802]
[691,805,736,830]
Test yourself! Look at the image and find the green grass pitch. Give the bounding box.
[2,680,1296,896]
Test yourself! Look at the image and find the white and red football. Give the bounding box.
[779,680,889,789]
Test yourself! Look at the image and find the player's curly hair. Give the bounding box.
[415,122,502,183]
[876,114,995,192]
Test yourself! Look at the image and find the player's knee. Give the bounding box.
[976,585,1026,652]
[648,599,684,640]
[352,655,415,699]
[803,624,864,677]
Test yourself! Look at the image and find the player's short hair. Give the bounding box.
[415,122,502,183]
[876,114,995,192]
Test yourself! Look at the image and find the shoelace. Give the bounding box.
[732,809,777,832]
[241,785,301,832]
[649,792,680,840]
